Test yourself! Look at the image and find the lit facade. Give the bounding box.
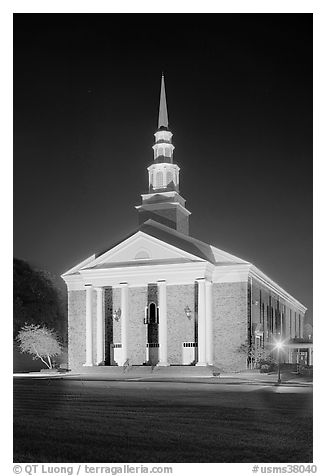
[62,76,309,373]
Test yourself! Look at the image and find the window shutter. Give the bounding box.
[144,306,148,324]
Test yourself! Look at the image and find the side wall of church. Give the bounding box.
[167,284,195,364]
[68,290,86,371]
[212,282,248,372]
[250,278,305,359]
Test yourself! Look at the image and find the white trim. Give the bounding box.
[249,265,307,313]
[82,231,203,269]
[140,191,182,200]
[61,254,96,277]
[77,261,213,288]
[212,264,250,283]
[95,287,104,365]
[84,285,93,367]
[196,278,207,366]
[135,201,191,216]
[147,163,179,173]
[210,245,249,265]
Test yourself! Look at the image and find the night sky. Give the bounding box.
[14,14,312,321]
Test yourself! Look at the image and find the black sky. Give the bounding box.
[14,14,312,321]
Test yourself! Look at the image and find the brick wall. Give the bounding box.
[167,284,195,364]
[68,290,86,371]
[128,286,147,365]
[212,282,248,372]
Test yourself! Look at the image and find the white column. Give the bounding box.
[300,315,304,338]
[84,285,93,366]
[196,278,207,366]
[308,347,313,366]
[120,282,129,364]
[157,280,169,366]
[95,287,104,365]
[205,281,213,365]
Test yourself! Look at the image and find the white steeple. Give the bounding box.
[158,73,169,129]
[135,75,191,235]
[150,74,177,191]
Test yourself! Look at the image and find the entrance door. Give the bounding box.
[147,302,159,365]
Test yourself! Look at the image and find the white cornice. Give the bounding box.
[135,201,191,216]
[77,261,214,289]
[212,263,251,283]
[249,265,307,313]
[61,254,96,278]
[147,163,180,172]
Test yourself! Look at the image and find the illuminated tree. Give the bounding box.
[16,324,62,369]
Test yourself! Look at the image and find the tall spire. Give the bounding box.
[158,73,169,129]
[135,74,191,235]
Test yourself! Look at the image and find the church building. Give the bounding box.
[62,76,308,373]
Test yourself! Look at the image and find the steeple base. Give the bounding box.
[136,192,191,235]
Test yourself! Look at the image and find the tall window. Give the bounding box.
[155,171,163,188]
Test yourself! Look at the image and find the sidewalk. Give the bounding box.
[13,370,313,386]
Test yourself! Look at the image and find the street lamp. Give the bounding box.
[275,341,283,384]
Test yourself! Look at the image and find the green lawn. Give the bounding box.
[13,378,312,463]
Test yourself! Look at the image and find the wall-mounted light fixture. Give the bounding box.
[184,305,192,320]
[113,308,121,322]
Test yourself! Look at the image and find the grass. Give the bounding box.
[13,378,312,463]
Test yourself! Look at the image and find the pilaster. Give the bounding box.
[95,287,104,365]
[196,278,207,366]
[205,280,213,365]
[84,285,93,366]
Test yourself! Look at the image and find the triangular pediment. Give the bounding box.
[87,232,206,268]
[62,220,249,277]
[63,231,205,276]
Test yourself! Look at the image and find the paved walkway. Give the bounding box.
[13,370,313,387]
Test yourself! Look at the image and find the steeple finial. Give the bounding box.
[158,73,169,129]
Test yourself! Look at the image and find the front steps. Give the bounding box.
[74,365,220,378]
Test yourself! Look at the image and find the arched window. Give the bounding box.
[134,250,150,260]
[156,171,163,188]
[144,303,159,324]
